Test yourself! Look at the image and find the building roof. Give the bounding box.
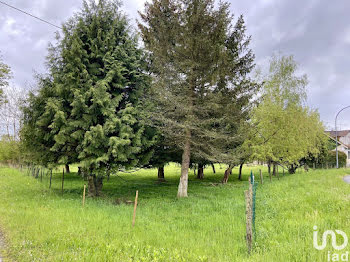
[327,135,349,149]
[326,130,350,138]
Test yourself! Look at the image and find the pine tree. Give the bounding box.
[139,0,258,197]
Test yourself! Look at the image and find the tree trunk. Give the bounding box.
[272,164,277,176]
[65,164,70,174]
[222,165,233,184]
[211,163,216,174]
[158,166,165,182]
[82,168,88,180]
[288,165,297,174]
[96,176,103,194]
[238,163,243,180]
[106,168,111,181]
[268,162,271,175]
[88,174,103,197]
[197,163,204,179]
[177,131,191,198]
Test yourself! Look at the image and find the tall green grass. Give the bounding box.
[0,164,349,261]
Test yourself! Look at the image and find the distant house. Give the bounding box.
[326,130,350,167]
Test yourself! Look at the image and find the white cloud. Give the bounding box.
[3,18,21,36]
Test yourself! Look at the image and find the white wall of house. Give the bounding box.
[335,144,350,167]
[339,133,350,147]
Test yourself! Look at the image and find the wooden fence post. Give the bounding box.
[82,185,86,207]
[61,168,65,194]
[132,190,139,227]
[49,169,52,189]
[245,189,253,254]
[259,169,263,184]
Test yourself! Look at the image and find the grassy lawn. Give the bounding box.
[0,164,349,261]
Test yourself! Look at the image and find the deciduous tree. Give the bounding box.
[0,54,12,105]
[251,55,326,173]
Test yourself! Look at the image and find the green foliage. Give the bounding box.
[146,135,182,168]
[21,0,156,176]
[20,76,59,167]
[303,137,339,167]
[0,54,12,104]
[0,136,21,164]
[251,55,326,168]
[263,54,307,106]
[139,0,258,164]
[323,151,347,168]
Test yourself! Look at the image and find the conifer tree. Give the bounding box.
[139,0,258,197]
[21,75,60,167]
[146,135,182,181]
[22,0,156,196]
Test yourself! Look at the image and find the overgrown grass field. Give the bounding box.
[0,164,349,261]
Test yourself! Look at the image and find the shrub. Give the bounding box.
[325,151,347,168]
[0,136,21,165]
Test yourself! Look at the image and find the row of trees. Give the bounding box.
[249,55,327,174]
[2,0,329,197]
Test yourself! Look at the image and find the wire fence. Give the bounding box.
[245,171,257,254]
[251,172,257,240]
[4,162,341,256]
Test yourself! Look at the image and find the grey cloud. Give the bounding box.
[1,0,350,129]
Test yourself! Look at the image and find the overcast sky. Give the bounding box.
[1,0,350,130]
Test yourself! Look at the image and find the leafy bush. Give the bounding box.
[325,150,347,168]
[0,136,21,165]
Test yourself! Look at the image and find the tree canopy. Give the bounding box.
[21,0,156,196]
[250,55,326,172]
[0,54,11,105]
[139,0,258,197]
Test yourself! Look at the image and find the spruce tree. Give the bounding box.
[139,0,258,197]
